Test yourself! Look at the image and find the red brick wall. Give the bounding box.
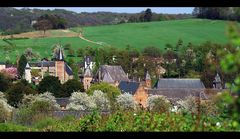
[55,61,65,83]
[134,86,148,108]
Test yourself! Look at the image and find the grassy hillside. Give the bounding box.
[74,19,231,50]
[0,19,234,62]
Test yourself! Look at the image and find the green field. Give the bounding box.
[0,19,234,62]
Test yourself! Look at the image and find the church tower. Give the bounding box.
[213,72,222,89]
[83,65,93,91]
[55,46,65,83]
[24,63,32,83]
[145,70,151,88]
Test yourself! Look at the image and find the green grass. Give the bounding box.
[0,19,234,62]
[75,19,231,50]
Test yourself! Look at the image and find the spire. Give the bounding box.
[55,45,64,61]
[145,70,151,80]
[214,72,221,83]
[25,62,30,69]
[84,66,92,77]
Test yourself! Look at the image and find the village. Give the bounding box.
[0,45,225,111]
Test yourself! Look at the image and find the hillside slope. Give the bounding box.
[74,19,232,50]
[0,19,234,62]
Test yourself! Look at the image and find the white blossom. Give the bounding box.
[21,92,60,110]
[176,95,198,114]
[66,92,96,111]
[91,90,110,111]
[116,93,137,110]
[146,95,171,112]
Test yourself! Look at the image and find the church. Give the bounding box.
[24,46,73,84]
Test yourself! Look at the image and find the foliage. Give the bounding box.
[87,82,121,101]
[0,92,14,122]
[0,67,17,80]
[142,46,161,57]
[116,93,137,111]
[146,95,171,113]
[6,81,37,107]
[17,54,27,78]
[0,73,12,92]
[37,76,63,97]
[177,95,198,114]
[91,90,111,111]
[66,92,96,111]
[62,79,84,97]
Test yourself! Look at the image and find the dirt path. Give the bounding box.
[78,34,107,46]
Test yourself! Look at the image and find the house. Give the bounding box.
[96,65,129,86]
[117,71,152,107]
[24,46,73,84]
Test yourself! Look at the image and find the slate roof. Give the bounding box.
[118,81,140,95]
[154,78,205,89]
[97,65,129,83]
[65,63,73,76]
[29,61,55,67]
[147,88,208,102]
[56,98,70,107]
[25,63,31,69]
[55,47,64,61]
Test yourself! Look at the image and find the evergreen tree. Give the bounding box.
[17,54,27,78]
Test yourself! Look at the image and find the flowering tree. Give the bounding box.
[0,92,14,122]
[0,67,17,80]
[66,92,96,111]
[21,92,60,110]
[91,90,110,111]
[146,95,171,113]
[116,93,137,111]
[177,95,198,114]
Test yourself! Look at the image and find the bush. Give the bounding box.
[62,79,84,97]
[146,95,171,113]
[177,95,198,114]
[66,92,96,111]
[116,93,137,111]
[0,123,34,131]
[15,100,55,126]
[0,92,13,123]
[6,81,37,107]
[38,76,63,97]
[91,90,110,111]
[87,82,121,101]
[34,117,58,130]
[0,73,12,92]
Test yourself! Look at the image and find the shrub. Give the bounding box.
[35,92,60,110]
[0,123,34,131]
[0,73,12,92]
[87,82,121,101]
[146,95,171,113]
[116,93,137,111]
[177,95,198,114]
[66,92,96,111]
[15,100,55,126]
[62,79,84,97]
[34,117,58,130]
[91,90,110,111]
[38,76,63,97]
[0,92,13,122]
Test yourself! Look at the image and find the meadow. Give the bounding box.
[0,19,234,62]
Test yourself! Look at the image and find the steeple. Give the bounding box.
[83,65,93,91]
[24,62,31,83]
[84,65,92,77]
[55,46,64,61]
[145,70,151,88]
[145,70,151,80]
[213,72,222,89]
